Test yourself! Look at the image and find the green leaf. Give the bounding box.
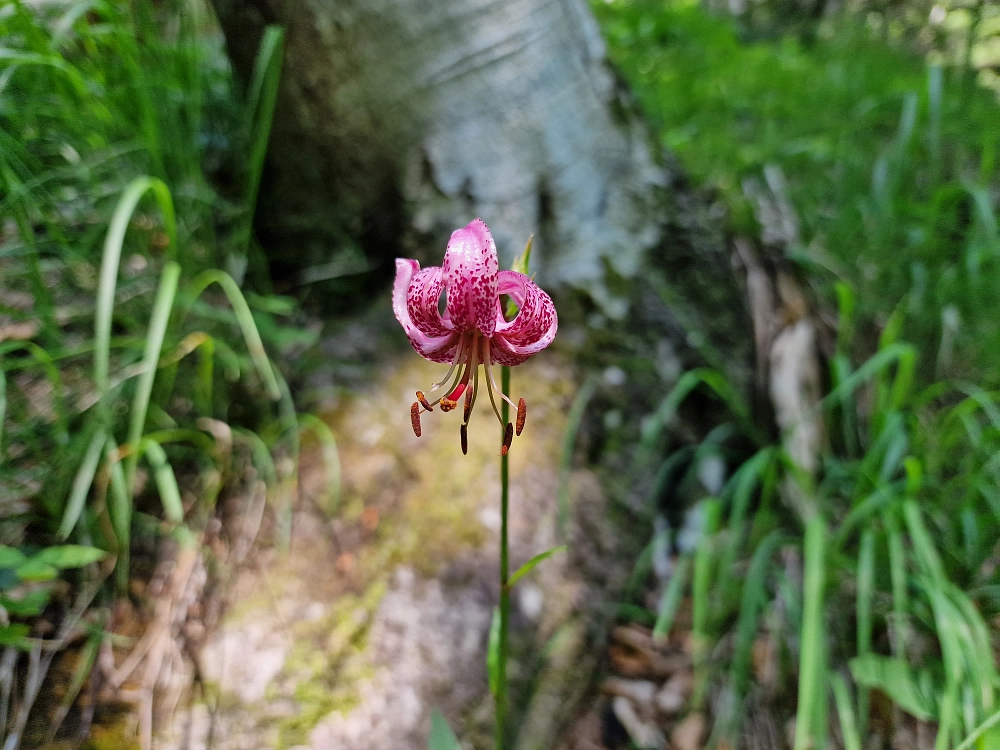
[0,623,31,649]
[505,235,533,318]
[0,546,26,569]
[487,606,500,696]
[1,588,51,617]
[507,545,566,588]
[95,176,176,396]
[830,673,862,750]
[14,558,57,582]
[849,654,936,721]
[59,429,107,540]
[428,709,462,750]
[509,234,533,276]
[34,545,107,569]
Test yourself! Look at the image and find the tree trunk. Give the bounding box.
[213,0,745,338]
[208,0,757,746]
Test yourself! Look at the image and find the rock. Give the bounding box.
[602,677,658,710]
[171,354,620,750]
[656,671,692,715]
[518,582,545,622]
[611,696,666,749]
[671,712,706,750]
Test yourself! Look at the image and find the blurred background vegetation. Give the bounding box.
[0,0,998,747]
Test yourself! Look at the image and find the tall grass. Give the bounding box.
[595,0,1000,379]
[0,2,339,744]
[594,0,1000,746]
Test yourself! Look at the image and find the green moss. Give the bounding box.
[82,721,141,750]
[275,580,387,747]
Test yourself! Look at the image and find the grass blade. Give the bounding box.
[820,343,916,413]
[856,528,875,727]
[692,499,721,706]
[849,654,934,721]
[730,530,782,695]
[883,509,909,659]
[831,673,862,750]
[124,261,180,488]
[955,710,1000,750]
[105,438,130,590]
[720,447,774,598]
[185,269,280,399]
[794,516,827,750]
[243,26,284,255]
[139,438,183,524]
[507,546,567,588]
[58,430,106,540]
[95,176,176,396]
[640,369,760,459]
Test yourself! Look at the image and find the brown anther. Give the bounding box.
[463,385,474,422]
[410,402,422,437]
[516,398,526,436]
[440,398,458,412]
[501,422,513,456]
[416,390,433,411]
[461,423,469,455]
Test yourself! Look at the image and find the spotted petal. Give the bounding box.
[490,270,558,365]
[393,258,459,363]
[406,266,452,338]
[442,218,499,336]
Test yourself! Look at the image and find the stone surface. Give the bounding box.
[163,354,618,749]
[671,712,706,750]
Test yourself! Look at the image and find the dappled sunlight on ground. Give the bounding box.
[174,354,582,749]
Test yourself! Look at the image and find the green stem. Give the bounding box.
[496,365,511,750]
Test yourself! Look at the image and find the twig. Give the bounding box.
[5,575,104,750]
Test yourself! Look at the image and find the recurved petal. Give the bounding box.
[443,218,499,336]
[488,339,531,367]
[406,266,452,338]
[410,331,460,364]
[492,270,557,362]
[394,258,458,363]
[393,258,420,332]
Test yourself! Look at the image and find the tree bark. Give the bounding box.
[213,0,745,336]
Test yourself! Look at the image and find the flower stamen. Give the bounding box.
[463,384,474,423]
[428,335,469,392]
[501,422,513,455]
[484,339,518,412]
[410,402,422,437]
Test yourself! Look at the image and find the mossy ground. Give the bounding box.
[184,352,575,749]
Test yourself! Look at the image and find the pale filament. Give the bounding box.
[410,333,521,450]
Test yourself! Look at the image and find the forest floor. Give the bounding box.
[150,352,599,750]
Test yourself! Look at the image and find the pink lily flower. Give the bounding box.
[393,219,558,454]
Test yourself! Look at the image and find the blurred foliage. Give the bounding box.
[592,0,1000,746]
[596,0,1000,380]
[0,1,337,742]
